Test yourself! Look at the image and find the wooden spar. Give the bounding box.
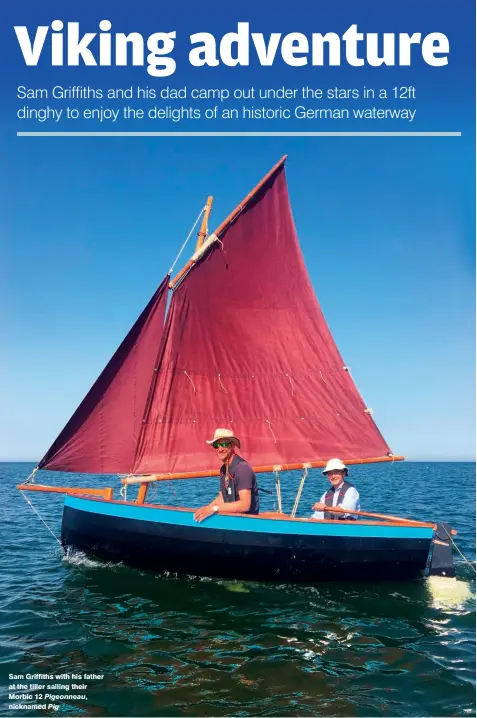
[195,196,213,252]
[169,155,287,289]
[17,484,113,499]
[121,455,405,485]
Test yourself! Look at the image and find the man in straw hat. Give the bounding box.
[311,458,360,520]
[194,429,259,522]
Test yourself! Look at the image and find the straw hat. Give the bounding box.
[322,458,348,475]
[206,428,241,448]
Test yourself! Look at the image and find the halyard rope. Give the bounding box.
[168,206,205,275]
[19,490,62,545]
[442,527,476,574]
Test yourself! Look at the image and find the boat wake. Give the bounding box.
[62,547,121,570]
[425,575,474,610]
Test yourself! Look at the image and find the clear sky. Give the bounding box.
[2,0,475,462]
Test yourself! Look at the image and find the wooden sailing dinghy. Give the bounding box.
[18,157,455,582]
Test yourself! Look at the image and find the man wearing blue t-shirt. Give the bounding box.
[194,429,259,522]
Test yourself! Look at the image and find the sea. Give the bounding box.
[0,461,475,717]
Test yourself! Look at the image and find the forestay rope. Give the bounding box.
[19,490,61,545]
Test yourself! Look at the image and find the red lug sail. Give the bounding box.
[132,162,392,475]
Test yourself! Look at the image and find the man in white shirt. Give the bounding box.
[311,458,360,520]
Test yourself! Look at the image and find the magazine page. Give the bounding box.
[2,0,475,716]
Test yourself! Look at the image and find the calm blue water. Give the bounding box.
[1,462,475,717]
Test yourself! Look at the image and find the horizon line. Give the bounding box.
[17,131,462,137]
[2,458,475,464]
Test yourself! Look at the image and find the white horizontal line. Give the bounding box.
[17,131,462,137]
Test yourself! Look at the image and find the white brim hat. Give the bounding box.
[323,458,348,475]
[206,428,240,448]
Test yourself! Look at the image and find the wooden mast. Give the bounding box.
[196,196,213,252]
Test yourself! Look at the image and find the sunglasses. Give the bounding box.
[213,441,232,449]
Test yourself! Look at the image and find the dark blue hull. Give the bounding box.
[62,496,434,582]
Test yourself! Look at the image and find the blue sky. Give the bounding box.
[2,0,475,461]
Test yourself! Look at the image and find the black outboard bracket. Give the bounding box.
[429,522,456,578]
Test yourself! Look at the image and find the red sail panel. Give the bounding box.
[133,167,391,475]
[39,276,170,474]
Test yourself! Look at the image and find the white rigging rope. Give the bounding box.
[274,470,282,513]
[442,526,476,574]
[218,373,228,393]
[291,467,308,519]
[184,370,196,393]
[19,490,62,545]
[24,467,38,484]
[266,420,277,443]
[168,206,206,275]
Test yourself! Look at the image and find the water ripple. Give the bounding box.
[1,462,475,716]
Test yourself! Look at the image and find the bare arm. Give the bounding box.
[194,489,250,522]
[217,488,251,514]
[312,492,327,511]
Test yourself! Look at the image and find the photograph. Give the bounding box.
[2,1,475,716]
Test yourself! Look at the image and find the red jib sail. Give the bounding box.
[132,160,392,475]
[39,276,170,473]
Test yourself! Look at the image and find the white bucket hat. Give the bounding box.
[206,428,241,449]
[322,458,348,475]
